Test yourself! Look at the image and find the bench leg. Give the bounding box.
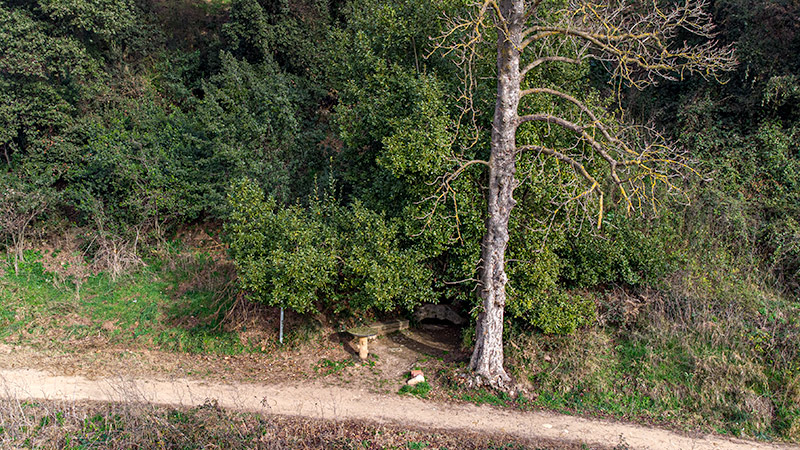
[358,337,369,360]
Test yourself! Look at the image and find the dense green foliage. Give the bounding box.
[0,0,676,323]
[1,0,800,439]
[226,178,432,315]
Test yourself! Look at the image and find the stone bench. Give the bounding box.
[347,319,409,360]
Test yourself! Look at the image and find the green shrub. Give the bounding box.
[225,178,434,317]
[523,291,596,335]
[559,222,676,288]
[503,238,598,335]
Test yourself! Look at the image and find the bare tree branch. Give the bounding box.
[520,56,584,78]
[521,0,736,88]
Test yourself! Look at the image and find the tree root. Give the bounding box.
[457,368,528,398]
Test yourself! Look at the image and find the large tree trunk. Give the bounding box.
[469,0,524,391]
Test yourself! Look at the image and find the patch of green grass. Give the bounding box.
[398,381,431,398]
[314,358,356,376]
[458,389,513,407]
[0,304,14,326]
[0,251,259,355]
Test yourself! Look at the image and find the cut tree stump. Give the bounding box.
[347,320,409,360]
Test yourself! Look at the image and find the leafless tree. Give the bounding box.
[0,186,48,276]
[431,0,736,392]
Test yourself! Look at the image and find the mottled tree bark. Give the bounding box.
[468,0,524,390]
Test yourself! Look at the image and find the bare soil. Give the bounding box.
[0,327,796,450]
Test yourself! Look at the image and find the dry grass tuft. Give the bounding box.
[0,398,599,450]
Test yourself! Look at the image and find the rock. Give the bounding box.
[407,374,425,386]
[413,304,467,325]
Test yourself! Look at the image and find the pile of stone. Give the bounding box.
[407,369,425,385]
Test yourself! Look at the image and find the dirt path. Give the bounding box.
[0,368,794,450]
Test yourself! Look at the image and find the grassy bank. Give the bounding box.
[504,261,800,441]
[0,246,292,356]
